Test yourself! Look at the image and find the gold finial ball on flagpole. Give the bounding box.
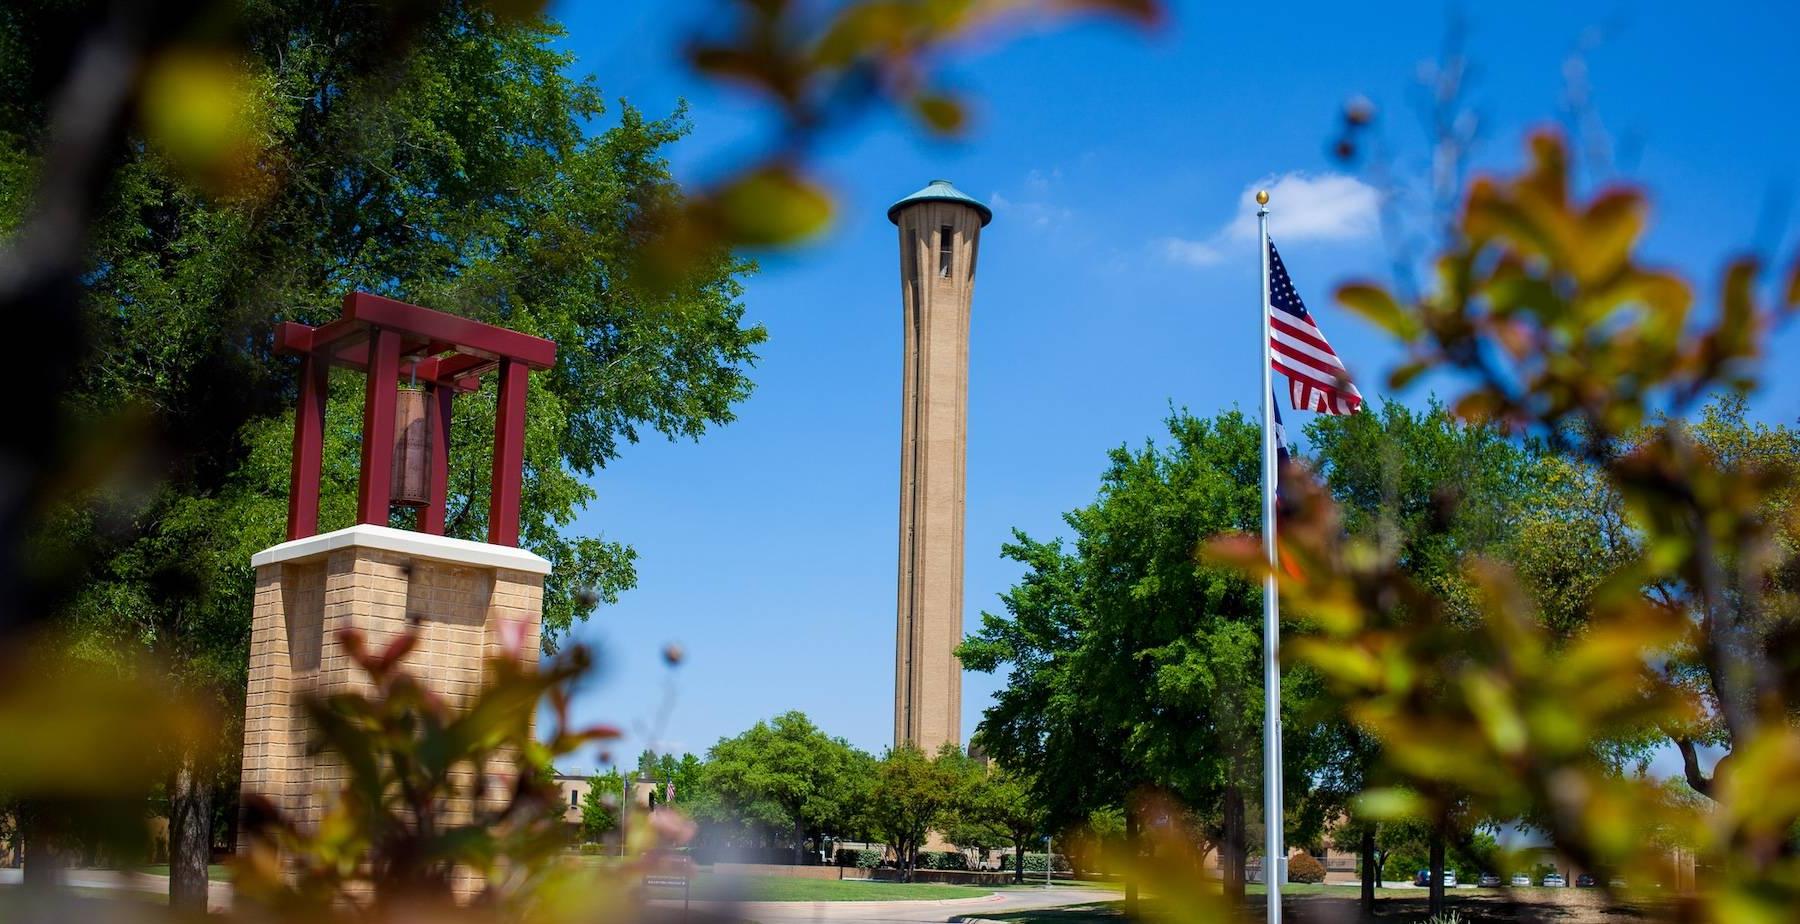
[1255,189,1270,205]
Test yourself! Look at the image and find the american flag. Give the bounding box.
[1268,240,1363,415]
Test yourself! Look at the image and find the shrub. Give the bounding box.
[577,842,606,856]
[835,846,885,868]
[1022,852,1072,873]
[919,850,969,870]
[1288,852,1327,884]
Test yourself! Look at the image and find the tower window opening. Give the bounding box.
[938,225,954,277]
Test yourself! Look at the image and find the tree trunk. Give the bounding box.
[1125,809,1140,915]
[1222,784,1245,906]
[1360,825,1376,910]
[1014,834,1025,884]
[169,756,212,913]
[19,806,62,891]
[1428,831,1446,917]
[20,803,67,889]
[792,818,805,866]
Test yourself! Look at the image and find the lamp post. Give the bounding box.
[1045,835,1052,889]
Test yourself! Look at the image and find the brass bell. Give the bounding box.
[390,385,431,508]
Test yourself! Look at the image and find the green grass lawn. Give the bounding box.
[685,874,989,902]
[140,864,233,882]
[566,858,998,902]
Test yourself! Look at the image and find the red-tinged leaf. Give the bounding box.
[1387,360,1430,390]
[1290,637,1382,688]
[1452,390,1504,425]
[374,627,419,670]
[687,46,792,100]
[576,723,625,740]
[337,627,376,672]
[813,2,916,67]
[711,166,834,246]
[1338,281,1420,341]
[1353,787,1427,821]
[1713,257,1760,363]
[1201,532,1269,576]
[1524,131,1570,208]
[911,92,968,134]
[1049,0,1167,28]
[1574,187,1646,284]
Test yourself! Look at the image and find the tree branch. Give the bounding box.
[1674,737,1713,798]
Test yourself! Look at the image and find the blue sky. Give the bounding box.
[542,1,1800,771]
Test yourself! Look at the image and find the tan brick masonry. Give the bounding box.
[240,535,545,902]
[893,198,983,753]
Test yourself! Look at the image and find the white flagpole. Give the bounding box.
[1257,189,1284,923]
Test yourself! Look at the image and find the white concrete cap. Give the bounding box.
[251,523,552,575]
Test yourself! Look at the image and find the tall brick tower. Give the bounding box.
[888,180,991,752]
[240,292,555,898]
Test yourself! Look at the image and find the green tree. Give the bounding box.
[580,768,627,845]
[2,0,762,906]
[933,745,996,855]
[629,750,708,811]
[945,761,1046,883]
[668,753,708,810]
[960,409,1331,907]
[867,745,954,881]
[705,712,864,865]
[1305,399,1540,916]
[1313,720,1384,908]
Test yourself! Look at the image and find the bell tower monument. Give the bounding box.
[240,292,556,898]
[888,180,991,753]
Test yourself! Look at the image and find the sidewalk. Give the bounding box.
[0,868,234,913]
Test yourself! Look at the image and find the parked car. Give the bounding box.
[1510,873,1533,887]
[1576,874,1598,888]
[1413,869,1458,887]
[1478,873,1502,888]
[1544,874,1568,887]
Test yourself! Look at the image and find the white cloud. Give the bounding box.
[1226,172,1379,241]
[1159,236,1224,267]
[1158,171,1379,268]
[989,185,1072,230]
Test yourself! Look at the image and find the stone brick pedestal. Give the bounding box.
[239,524,551,895]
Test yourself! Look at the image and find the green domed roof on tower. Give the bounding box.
[887,179,992,226]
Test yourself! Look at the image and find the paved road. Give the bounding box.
[3,869,1111,923]
[661,885,1114,924]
